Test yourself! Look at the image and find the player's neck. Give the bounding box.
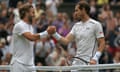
[81,15,90,23]
[22,18,30,24]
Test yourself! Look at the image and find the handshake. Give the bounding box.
[46,26,56,35]
[40,26,62,40]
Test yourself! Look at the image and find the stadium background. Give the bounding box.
[0,0,120,72]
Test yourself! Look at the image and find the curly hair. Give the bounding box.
[19,4,33,19]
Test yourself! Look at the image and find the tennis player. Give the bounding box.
[52,1,105,72]
[10,4,55,72]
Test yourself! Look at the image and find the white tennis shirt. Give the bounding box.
[70,18,104,62]
[10,20,34,65]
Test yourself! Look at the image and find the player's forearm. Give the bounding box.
[26,34,40,41]
[53,32,70,45]
[92,37,105,61]
[23,31,48,41]
[59,37,70,45]
[97,37,105,52]
[26,26,55,41]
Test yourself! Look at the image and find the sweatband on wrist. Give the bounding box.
[39,31,48,39]
[92,51,102,61]
[52,32,62,40]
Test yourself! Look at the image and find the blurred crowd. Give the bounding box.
[0,0,120,72]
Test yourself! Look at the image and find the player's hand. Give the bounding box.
[89,59,97,65]
[47,26,56,35]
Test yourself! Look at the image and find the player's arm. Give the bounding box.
[23,26,56,41]
[90,37,105,64]
[97,37,105,53]
[90,22,105,64]
[59,33,74,45]
[92,23,105,61]
[22,32,47,41]
[92,37,105,61]
[52,24,76,45]
[58,33,74,45]
[53,32,74,45]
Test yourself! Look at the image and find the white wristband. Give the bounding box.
[52,32,62,40]
[92,51,102,61]
[39,31,48,39]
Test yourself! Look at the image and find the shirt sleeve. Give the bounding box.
[15,23,30,35]
[69,24,76,36]
[95,22,104,38]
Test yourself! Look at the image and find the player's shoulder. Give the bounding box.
[72,21,82,28]
[75,21,82,24]
[14,20,26,30]
[14,20,26,27]
[89,18,101,25]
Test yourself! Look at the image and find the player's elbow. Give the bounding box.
[28,38,36,41]
[65,41,69,45]
[23,33,39,41]
[62,42,68,45]
[26,37,36,41]
[25,35,38,41]
[62,39,69,45]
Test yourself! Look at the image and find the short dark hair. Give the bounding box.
[77,1,90,15]
[19,4,33,19]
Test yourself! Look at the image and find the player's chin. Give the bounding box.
[77,16,81,20]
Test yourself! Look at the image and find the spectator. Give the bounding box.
[26,0,36,8]
[36,12,48,32]
[35,37,54,66]
[105,12,118,55]
[13,1,23,24]
[99,43,113,64]
[97,0,109,5]
[0,1,8,11]
[0,39,4,65]
[8,0,24,8]
[36,0,46,11]
[98,14,106,35]
[110,0,120,5]
[99,42,114,72]
[34,3,44,21]
[45,44,66,66]
[113,50,120,72]
[52,13,64,32]
[113,50,120,63]
[89,0,98,20]
[46,10,55,20]
[0,22,8,42]
[0,9,8,25]
[58,13,71,37]
[45,0,63,16]
[99,4,112,21]
[114,15,120,50]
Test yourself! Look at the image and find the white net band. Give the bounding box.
[0,64,120,71]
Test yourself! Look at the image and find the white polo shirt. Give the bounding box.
[70,18,104,62]
[10,20,34,65]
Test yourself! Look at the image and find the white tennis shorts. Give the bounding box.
[71,59,98,72]
[10,61,36,72]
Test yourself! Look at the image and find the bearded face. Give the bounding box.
[28,16,33,24]
[28,7,35,24]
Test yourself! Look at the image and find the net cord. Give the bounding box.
[0,64,120,71]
